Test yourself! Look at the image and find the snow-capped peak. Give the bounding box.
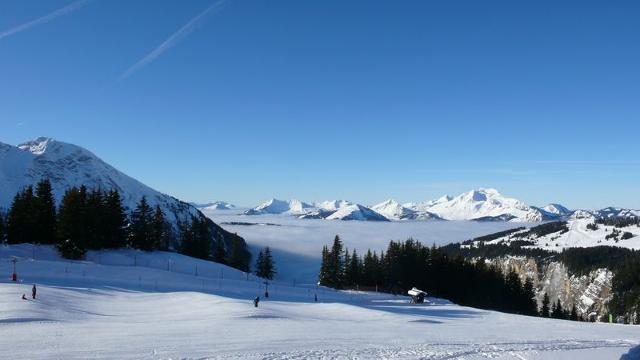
[17,136,55,155]
[425,188,542,222]
[200,201,236,210]
[541,203,571,216]
[245,198,313,215]
[316,200,353,211]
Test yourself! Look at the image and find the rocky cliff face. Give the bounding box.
[486,256,613,317]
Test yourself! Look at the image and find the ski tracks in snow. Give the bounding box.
[216,339,637,359]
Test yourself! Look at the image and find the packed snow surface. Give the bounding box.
[1,244,639,360]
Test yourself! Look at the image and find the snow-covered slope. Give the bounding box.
[325,204,389,221]
[0,137,244,251]
[422,188,548,222]
[1,243,638,359]
[468,219,640,251]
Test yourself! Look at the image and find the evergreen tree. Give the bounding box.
[213,237,226,264]
[327,235,344,288]
[151,205,169,250]
[180,216,211,260]
[570,304,579,321]
[551,298,565,319]
[102,190,128,249]
[0,211,5,243]
[522,277,538,316]
[34,179,57,244]
[129,196,154,250]
[56,187,88,259]
[7,186,37,244]
[262,247,276,280]
[227,236,250,272]
[85,189,106,249]
[344,248,361,287]
[318,245,330,285]
[541,293,551,317]
[255,249,265,277]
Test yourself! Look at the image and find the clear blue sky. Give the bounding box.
[1,0,639,209]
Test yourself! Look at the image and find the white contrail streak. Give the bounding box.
[118,0,227,81]
[0,0,90,41]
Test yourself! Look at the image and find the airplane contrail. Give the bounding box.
[0,0,90,41]
[118,0,227,81]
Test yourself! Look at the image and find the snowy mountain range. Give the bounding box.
[0,137,245,250]
[243,188,640,223]
[193,201,236,210]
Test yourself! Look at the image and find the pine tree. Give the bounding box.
[262,247,276,280]
[551,298,565,319]
[255,249,265,277]
[327,235,344,289]
[541,293,550,317]
[103,190,128,249]
[522,277,538,316]
[34,179,56,244]
[227,236,249,272]
[180,216,211,260]
[318,245,330,286]
[7,186,37,244]
[0,211,5,243]
[151,205,169,250]
[56,187,88,259]
[570,304,579,321]
[129,196,154,250]
[213,237,226,264]
[344,248,361,287]
[85,189,105,249]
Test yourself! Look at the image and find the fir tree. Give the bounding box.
[255,249,265,277]
[151,205,169,250]
[7,186,37,244]
[551,298,565,319]
[0,211,5,243]
[541,293,551,317]
[56,187,88,259]
[227,236,250,272]
[180,216,211,260]
[34,179,57,244]
[522,277,538,316]
[255,246,276,280]
[570,304,579,321]
[213,237,226,264]
[102,190,128,249]
[129,196,154,250]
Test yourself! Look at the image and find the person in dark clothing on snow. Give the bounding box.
[22,294,27,300]
[253,296,260,307]
[32,284,37,300]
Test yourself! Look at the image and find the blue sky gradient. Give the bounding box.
[1,0,639,208]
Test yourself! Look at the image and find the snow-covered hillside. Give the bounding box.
[1,243,638,359]
[466,219,640,251]
[372,199,440,221]
[325,204,389,221]
[0,137,244,251]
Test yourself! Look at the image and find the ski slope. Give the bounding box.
[1,244,639,359]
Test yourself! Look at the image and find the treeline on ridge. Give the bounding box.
[0,179,250,272]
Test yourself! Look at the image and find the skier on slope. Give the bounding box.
[253,296,260,308]
[32,284,37,300]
